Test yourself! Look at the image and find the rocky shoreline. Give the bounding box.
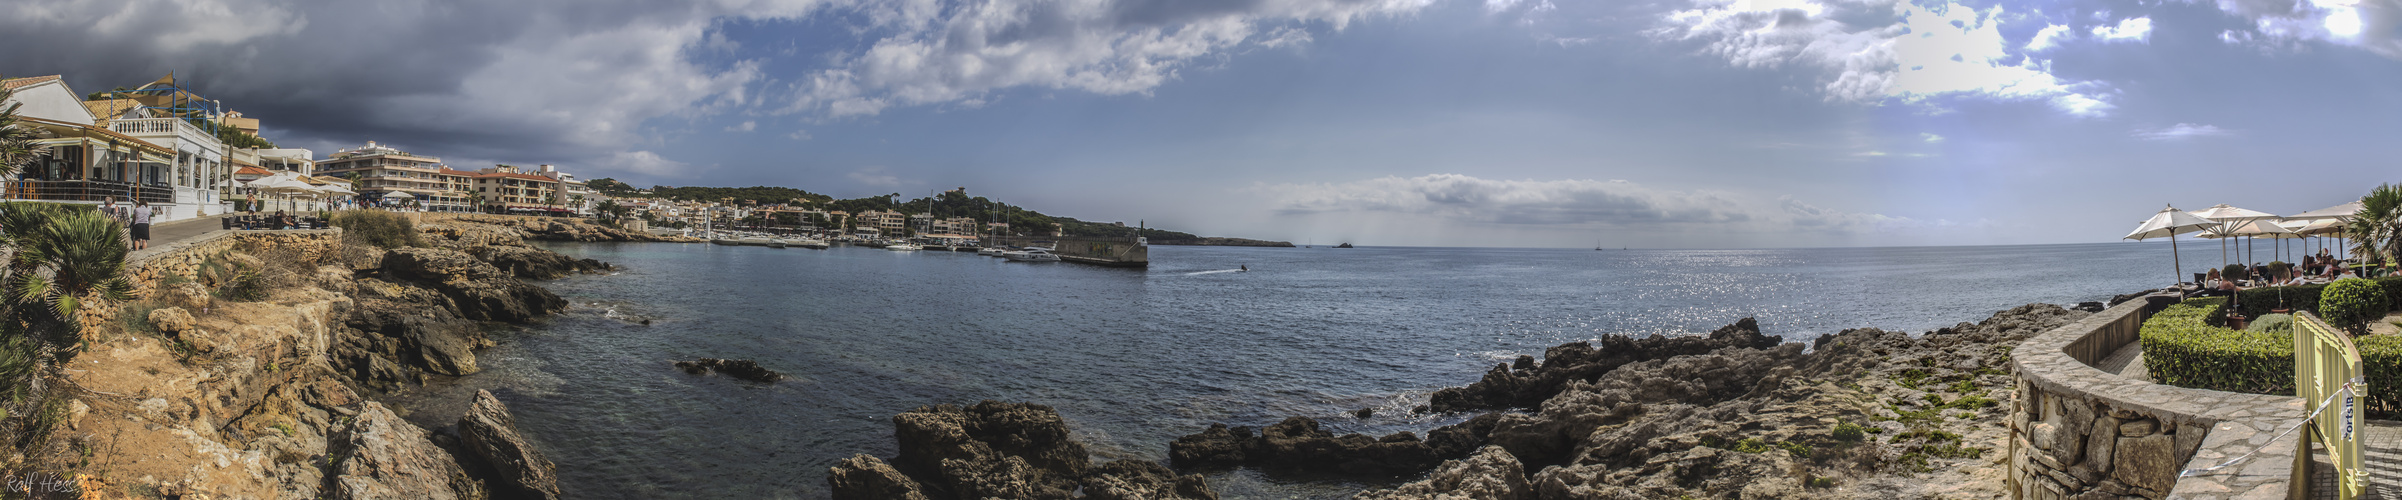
[831,303,2090,499]
[17,215,652,499]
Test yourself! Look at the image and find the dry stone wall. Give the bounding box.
[2008,294,2309,500]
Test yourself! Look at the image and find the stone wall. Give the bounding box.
[2008,293,2310,500]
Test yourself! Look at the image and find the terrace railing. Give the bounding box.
[10,179,174,205]
[2295,311,2368,499]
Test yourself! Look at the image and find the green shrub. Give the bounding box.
[2354,336,2402,417]
[328,210,423,249]
[2141,298,2295,396]
[2246,314,2294,334]
[2236,284,2324,319]
[2377,277,2402,311]
[2320,278,2391,332]
[1832,422,1867,442]
[2224,264,2250,283]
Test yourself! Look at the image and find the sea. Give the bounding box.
[386,240,2272,499]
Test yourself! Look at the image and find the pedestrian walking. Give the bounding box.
[130,200,152,250]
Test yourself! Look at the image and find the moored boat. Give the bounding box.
[1003,248,1059,262]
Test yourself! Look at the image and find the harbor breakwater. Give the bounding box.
[11,215,636,499]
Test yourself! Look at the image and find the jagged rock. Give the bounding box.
[345,279,488,376]
[1355,445,1532,500]
[157,282,214,311]
[149,307,196,335]
[883,401,1088,499]
[2073,301,2106,312]
[332,402,487,500]
[1081,459,1217,500]
[468,245,611,280]
[457,390,561,500]
[841,401,1212,500]
[672,358,787,383]
[1425,318,1781,413]
[381,247,566,322]
[1167,416,1460,476]
[829,454,931,500]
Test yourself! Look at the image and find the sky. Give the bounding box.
[3,0,2398,248]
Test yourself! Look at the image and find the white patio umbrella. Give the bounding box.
[2287,202,2362,261]
[246,174,318,213]
[2280,219,2345,264]
[2126,205,2219,285]
[2229,219,2301,271]
[2191,204,2278,268]
[2288,201,2364,221]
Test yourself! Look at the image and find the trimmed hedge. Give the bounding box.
[2142,296,2402,417]
[2141,298,2294,396]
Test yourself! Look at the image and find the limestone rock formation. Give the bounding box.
[1424,318,1782,413]
[381,247,566,322]
[831,401,1214,500]
[469,245,612,279]
[1355,446,1532,500]
[457,390,563,500]
[333,402,487,500]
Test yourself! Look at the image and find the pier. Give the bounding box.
[992,236,1148,267]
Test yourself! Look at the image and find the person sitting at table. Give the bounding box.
[271,211,293,229]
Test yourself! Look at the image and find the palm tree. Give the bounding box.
[2349,183,2402,270]
[1,87,55,191]
[0,205,133,433]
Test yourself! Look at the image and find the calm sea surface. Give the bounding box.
[391,240,2263,499]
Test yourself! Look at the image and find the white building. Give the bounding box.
[1,75,230,220]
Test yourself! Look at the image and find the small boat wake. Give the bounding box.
[1185,269,1246,276]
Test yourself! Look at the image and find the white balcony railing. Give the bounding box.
[109,118,211,140]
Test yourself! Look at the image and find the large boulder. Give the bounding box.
[1080,459,1217,500]
[332,402,486,500]
[828,455,931,500]
[381,247,566,322]
[457,390,561,500]
[836,401,1214,500]
[1355,445,1532,500]
[673,358,787,383]
[468,245,610,280]
[1425,318,1782,413]
[345,279,488,376]
[892,401,1088,498]
[1168,416,1482,476]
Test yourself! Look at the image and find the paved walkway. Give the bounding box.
[126,214,229,264]
[2093,340,2152,382]
[2362,419,2402,499]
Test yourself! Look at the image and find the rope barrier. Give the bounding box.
[2179,380,2357,477]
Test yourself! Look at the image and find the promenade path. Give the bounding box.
[126,214,229,264]
[2097,337,2400,499]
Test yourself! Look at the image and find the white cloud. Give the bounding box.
[727,121,758,132]
[2213,0,2402,58]
[788,129,813,141]
[784,0,1436,117]
[2026,24,2072,51]
[1921,132,1944,143]
[1248,174,1923,232]
[1654,0,2118,117]
[600,150,692,176]
[848,166,901,187]
[2133,123,2234,141]
[2091,17,2153,43]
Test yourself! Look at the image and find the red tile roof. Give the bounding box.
[1,75,62,91]
[234,166,273,176]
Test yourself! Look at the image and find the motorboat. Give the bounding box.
[793,238,830,249]
[739,236,775,246]
[976,247,1007,257]
[886,243,922,251]
[767,239,788,248]
[710,238,740,246]
[1003,248,1060,262]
